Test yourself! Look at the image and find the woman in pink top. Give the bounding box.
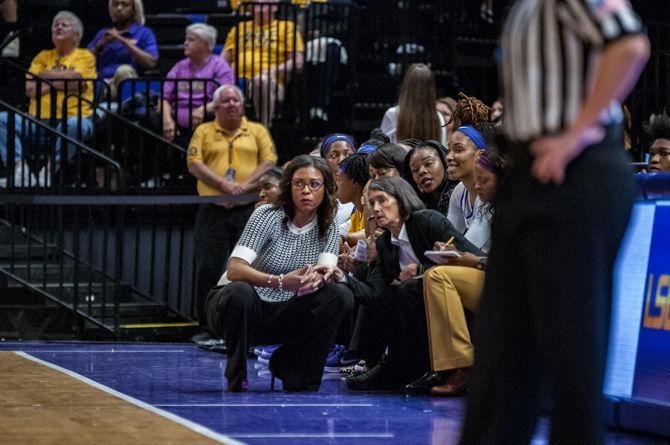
[162,23,234,145]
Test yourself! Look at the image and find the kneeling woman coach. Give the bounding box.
[206,155,354,392]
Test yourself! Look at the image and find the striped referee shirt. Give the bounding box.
[500,0,644,142]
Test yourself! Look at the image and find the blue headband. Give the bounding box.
[357,143,378,154]
[321,134,356,158]
[456,125,487,150]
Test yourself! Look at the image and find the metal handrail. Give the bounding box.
[0,100,122,172]
[63,93,186,154]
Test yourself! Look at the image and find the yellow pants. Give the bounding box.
[422,266,485,371]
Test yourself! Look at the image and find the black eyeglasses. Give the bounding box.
[291,179,324,191]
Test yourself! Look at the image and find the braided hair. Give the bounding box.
[339,153,370,188]
[451,92,491,129]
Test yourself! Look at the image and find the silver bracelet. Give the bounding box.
[278,273,284,291]
[267,274,274,288]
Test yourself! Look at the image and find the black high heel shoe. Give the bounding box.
[405,370,449,393]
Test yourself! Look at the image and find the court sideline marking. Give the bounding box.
[14,352,245,445]
[10,350,186,353]
[156,403,375,407]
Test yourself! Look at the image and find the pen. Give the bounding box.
[445,236,455,246]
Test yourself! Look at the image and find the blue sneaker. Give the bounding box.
[257,344,280,365]
[324,344,347,373]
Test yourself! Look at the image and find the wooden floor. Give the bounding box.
[0,352,225,444]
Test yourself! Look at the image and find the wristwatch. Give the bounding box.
[476,257,487,270]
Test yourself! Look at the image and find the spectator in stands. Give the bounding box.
[88,0,158,81]
[403,141,454,216]
[644,112,670,173]
[325,176,481,390]
[0,10,96,184]
[206,154,354,392]
[222,0,305,127]
[381,64,448,145]
[406,147,507,397]
[162,23,234,146]
[0,0,18,57]
[368,143,407,179]
[480,0,494,24]
[256,166,283,207]
[187,84,277,342]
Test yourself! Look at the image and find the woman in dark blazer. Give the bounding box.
[328,176,483,390]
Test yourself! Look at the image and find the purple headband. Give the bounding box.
[456,125,487,150]
[476,151,498,173]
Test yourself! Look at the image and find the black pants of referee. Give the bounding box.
[193,203,254,329]
[206,281,355,390]
[460,125,635,445]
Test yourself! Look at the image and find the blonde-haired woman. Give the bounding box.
[380,63,447,145]
[88,0,158,80]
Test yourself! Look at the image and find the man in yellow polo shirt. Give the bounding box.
[221,0,304,128]
[187,83,277,341]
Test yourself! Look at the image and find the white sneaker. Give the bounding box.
[13,161,31,187]
[34,165,51,187]
[141,178,157,188]
[1,36,19,58]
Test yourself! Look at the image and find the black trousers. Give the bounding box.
[379,278,432,383]
[193,203,254,327]
[460,125,635,444]
[206,281,355,389]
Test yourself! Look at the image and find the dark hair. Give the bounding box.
[401,140,450,208]
[339,152,370,188]
[261,166,284,180]
[475,143,509,215]
[368,143,407,172]
[398,138,422,149]
[644,112,670,142]
[275,155,337,238]
[368,176,425,222]
[358,128,390,154]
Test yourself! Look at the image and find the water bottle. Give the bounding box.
[353,239,367,262]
